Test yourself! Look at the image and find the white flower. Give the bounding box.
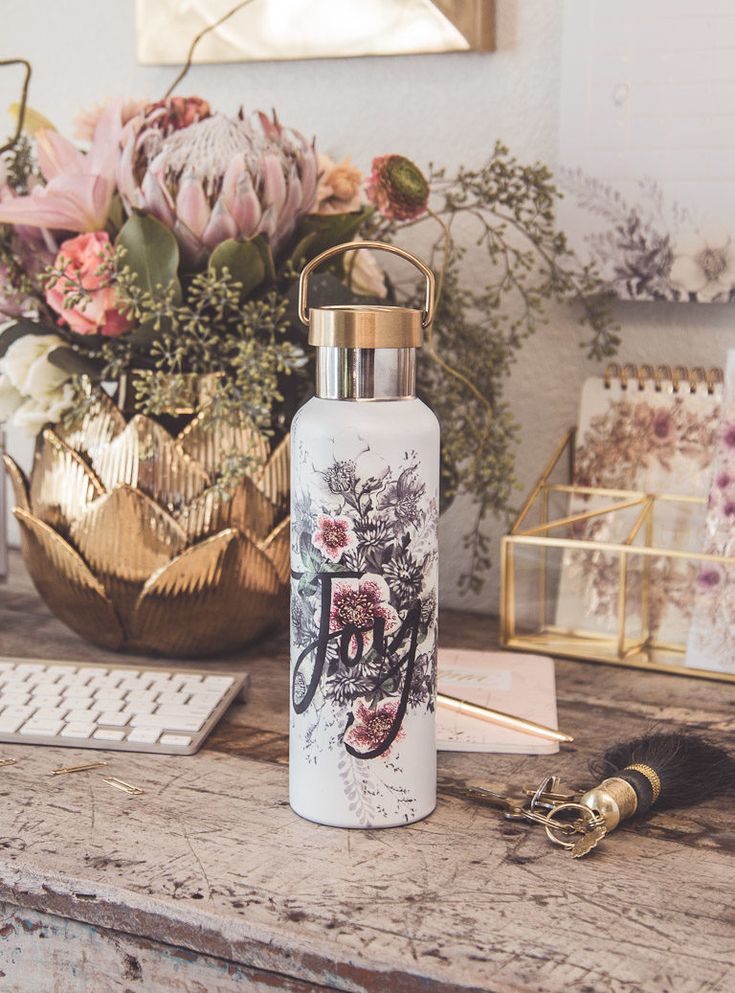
[670,225,735,302]
[343,241,387,299]
[313,429,389,494]
[12,383,75,433]
[0,331,73,432]
[0,373,22,421]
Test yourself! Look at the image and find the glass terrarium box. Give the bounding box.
[500,431,735,683]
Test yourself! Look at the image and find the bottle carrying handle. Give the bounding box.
[298,241,436,330]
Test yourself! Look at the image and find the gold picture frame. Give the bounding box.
[135,0,496,65]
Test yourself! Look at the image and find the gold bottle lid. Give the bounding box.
[298,241,435,349]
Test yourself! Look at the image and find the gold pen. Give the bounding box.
[436,692,573,744]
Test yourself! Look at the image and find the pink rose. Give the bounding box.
[45,231,133,337]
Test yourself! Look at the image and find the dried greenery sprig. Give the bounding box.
[372,144,619,592]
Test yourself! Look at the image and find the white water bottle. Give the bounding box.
[289,242,439,828]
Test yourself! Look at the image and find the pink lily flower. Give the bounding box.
[0,103,123,233]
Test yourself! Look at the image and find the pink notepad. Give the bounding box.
[437,649,560,755]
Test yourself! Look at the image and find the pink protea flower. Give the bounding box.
[117,105,318,267]
[329,574,400,654]
[345,700,405,757]
[312,514,356,562]
[139,96,212,136]
[0,103,123,232]
[366,154,429,221]
[46,232,133,337]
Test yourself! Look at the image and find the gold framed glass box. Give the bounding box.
[500,430,735,683]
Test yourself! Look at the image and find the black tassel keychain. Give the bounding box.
[465,730,735,858]
[580,730,735,833]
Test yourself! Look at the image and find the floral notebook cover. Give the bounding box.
[686,352,735,674]
[556,372,722,646]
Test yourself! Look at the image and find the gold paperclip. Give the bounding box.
[102,776,144,796]
[51,761,108,776]
[0,758,17,767]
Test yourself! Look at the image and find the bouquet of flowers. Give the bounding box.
[0,91,617,592]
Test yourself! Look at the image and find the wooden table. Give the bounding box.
[0,551,733,993]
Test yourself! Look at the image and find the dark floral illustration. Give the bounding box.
[291,431,437,820]
[559,168,735,303]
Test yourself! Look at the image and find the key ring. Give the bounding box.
[543,802,605,850]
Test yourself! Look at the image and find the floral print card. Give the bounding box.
[556,373,722,646]
[687,351,735,673]
[558,1,735,303]
[437,649,559,755]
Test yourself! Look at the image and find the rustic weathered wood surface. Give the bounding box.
[0,550,734,993]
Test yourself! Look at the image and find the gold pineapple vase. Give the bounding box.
[3,391,290,657]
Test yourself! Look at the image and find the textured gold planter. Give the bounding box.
[3,390,290,657]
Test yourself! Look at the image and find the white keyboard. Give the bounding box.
[0,657,249,755]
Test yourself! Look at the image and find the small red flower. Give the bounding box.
[366,155,429,221]
[329,574,400,654]
[345,700,405,757]
[312,514,356,562]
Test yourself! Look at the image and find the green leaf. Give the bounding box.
[0,320,61,359]
[116,214,182,303]
[208,236,269,298]
[287,207,373,265]
[46,347,103,379]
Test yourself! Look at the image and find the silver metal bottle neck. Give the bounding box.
[315,347,416,400]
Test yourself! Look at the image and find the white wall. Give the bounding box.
[1,0,733,612]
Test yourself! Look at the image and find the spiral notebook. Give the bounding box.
[556,365,724,646]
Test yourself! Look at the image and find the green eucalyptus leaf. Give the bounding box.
[209,237,269,297]
[252,235,276,284]
[0,320,62,359]
[286,231,318,268]
[46,347,103,378]
[288,207,373,264]
[116,214,182,303]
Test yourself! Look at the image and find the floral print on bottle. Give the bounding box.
[290,420,438,828]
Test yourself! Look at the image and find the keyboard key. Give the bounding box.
[0,715,24,733]
[0,692,30,705]
[125,691,160,705]
[98,711,130,727]
[93,728,126,742]
[93,697,124,711]
[202,676,234,689]
[60,723,96,739]
[65,708,101,723]
[34,707,71,721]
[159,734,192,747]
[1,706,36,720]
[20,719,64,736]
[127,728,162,744]
[129,714,206,732]
[78,667,108,679]
[122,702,156,716]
